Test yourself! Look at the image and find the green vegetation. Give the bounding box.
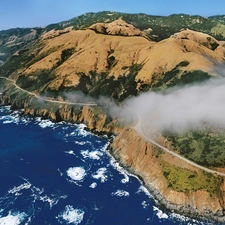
[161,161,222,195]
[45,11,225,41]
[54,47,76,68]
[1,11,225,67]
[56,63,144,102]
[166,129,225,167]
[0,49,34,76]
[151,61,211,91]
[0,27,42,64]
[168,70,211,87]
[17,70,56,92]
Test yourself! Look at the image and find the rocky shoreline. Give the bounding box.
[1,84,225,223]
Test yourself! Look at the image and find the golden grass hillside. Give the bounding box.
[7,20,225,96]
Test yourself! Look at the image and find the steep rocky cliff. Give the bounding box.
[1,12,225,222]
[111,127,225,222]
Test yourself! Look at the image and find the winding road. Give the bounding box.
[129,106,225,177]
[0,76,97,106]
[1,75,225,176]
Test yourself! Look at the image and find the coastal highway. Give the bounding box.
[1,75,225,177]
[128,106,225,177]
[0,76,97,106]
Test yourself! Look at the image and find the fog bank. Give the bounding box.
[123,78,225,134]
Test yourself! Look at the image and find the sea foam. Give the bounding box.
[0,212,27,225]
[92,168,108,183]
[67,167,86,181]
[8,182,31,194]
[56,205,85,225]
[81,150,103,160]
[38,120,55,128]
[111,189,130,197]
[153,206,169,219]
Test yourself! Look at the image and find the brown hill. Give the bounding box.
[88,19,148,38]
[9,24,223,100]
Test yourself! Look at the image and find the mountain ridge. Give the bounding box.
[2,11,225,66]
[1,11,225,222]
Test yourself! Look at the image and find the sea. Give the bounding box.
[0,106,216,225]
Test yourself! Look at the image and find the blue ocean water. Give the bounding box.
[0,106,213,225]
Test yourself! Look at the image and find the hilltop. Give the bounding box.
[1,11,225,222]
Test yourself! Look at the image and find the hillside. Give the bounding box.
[2,11,225,66]
[1,19,225,102]
[1,12,225,222]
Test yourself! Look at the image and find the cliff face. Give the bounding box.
[2,13,225,222]
[111,127,225,222]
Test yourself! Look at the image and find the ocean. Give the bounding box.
[0,106,214,225]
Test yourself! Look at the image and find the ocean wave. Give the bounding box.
[65,150,75,155]
[92,168,108,183]
[141,200,149,209]
[56,205,85,225]
[77,124,88,137]
[109,159,130,184]
[37,119,55,128]
[80,150,103,160]
[4,178,67,218]
[67,167,86,181]
[39,194,67,209]
[0,211,27,225]
[74,141,86,145]
[1,114,19,124]
[8,182,31,195]
[170,212,206,225]
[0,108,26,125]
[100,142,110,152]
[136,185,154,199]
[89,182,97,189]
[111,189,130,197]
[153,206,169,219]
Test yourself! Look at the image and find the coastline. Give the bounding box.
[1,81,225,223]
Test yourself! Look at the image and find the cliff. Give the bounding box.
[111,127,225,222]
[1,80,225,222]
[1,12,225,222]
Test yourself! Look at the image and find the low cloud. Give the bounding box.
[122,78,225,134]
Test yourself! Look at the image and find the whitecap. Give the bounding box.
[38,120,55,128]
[169,212,204,224]
[56,205,84,225]
[111,189,130,197]
[67,167,86,181]
[40,194,67,209]
[89,182,97,189]
[58,168,63,176]
[153,206,169,219]
[100,142,110,152]
[110,159,130,184]
[92,168,108,183]
[77,124,88,136]
[136,185,154,199]
[0,211,27,225]
[65,150,75,155]
[74,141,86,145]
[8,182,31,195]
[3,120,13,124]
[141,201,148,209]
[69,132,76,136]
[0,111,22,124]
[81,150,103,160]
